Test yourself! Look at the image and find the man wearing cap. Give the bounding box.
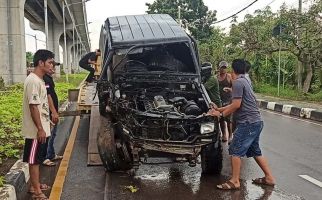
[217,61,233,143]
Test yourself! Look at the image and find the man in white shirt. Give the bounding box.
[22,49,55,199]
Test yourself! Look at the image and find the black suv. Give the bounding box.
[97,14,222,174]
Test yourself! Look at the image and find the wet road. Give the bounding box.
[57,109,322,200]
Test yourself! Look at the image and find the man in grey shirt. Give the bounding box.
[207,59,275,190]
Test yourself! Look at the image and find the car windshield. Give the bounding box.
[113,43,197,74]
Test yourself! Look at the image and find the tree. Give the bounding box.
[26,52,34,67]
[278,1,322,93]
[146,0,216,41]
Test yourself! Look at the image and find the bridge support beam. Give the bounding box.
[0,0,26,84]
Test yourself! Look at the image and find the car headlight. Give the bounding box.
[200,122,215,134]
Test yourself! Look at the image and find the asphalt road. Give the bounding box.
[42,109,322,200]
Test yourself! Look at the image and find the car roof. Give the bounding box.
[105,14,191,48]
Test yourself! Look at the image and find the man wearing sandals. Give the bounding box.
[42,62,63,166]
[207,59,275,190]
[22,50,55,199]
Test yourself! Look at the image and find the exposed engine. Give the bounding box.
[109,83,212,141]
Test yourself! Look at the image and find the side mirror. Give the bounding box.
[200,62,212,83]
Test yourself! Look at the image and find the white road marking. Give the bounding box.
[260,109,322,127]
[299,175,322,188]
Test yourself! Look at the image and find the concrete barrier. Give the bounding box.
[259,100,268,109]
[0,185,16,200]
[282,105,293,115]
[257,99,322,123]
[290,107,302,117]
[267,102,276,110]
[274,103,283,113]
[300,108,316,119]
[309,110,322,122]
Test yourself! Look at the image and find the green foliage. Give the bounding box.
[146,0,217,41]
[0,73,86,163]
[26,52,34,66]
[0,77,4,90]
[198,1,322,95]
[0,176,4,187]
[254,83,322,101]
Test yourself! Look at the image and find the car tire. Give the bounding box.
[201,141,223,174]
[97,114,133,171]
[99,100,107,116]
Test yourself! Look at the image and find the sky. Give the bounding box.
[25,0,308,56]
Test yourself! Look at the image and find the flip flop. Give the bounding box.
[216,180,240,190]
[31,192,48,200]
[42,159,56,166]
[28,184,51,194]
[252,177,275,187]
[51,155,63,161]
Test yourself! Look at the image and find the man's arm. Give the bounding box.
[88,59,96,65]
[29,104,46,143]
[48,94,59,124]
[208,99,241,117]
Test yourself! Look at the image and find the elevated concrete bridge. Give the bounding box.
[0,0,91,84]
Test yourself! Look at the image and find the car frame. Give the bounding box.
[96,14,222,174]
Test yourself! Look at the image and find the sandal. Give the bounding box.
[217,180,240,190]
[32,192,48,200]
[42,159,56,166]
[51,155,63,161]
[252,177,275,187]
[28,184,51,193]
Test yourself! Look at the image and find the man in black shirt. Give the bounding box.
[79,49,101,83]
[42,62,63,166]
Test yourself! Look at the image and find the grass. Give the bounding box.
[0,73,86,166]
[254,83,322,102]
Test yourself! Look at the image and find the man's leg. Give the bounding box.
[88,66,95,82]
[46,126,57,160]
[29,164,42,194]
[81,64,95,82]
[254,156,275,184]
[227,120,232,140]
[219,118,227,141]
[229,156,241,187]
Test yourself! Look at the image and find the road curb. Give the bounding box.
[0,102,72,200]
[257,99,322,122]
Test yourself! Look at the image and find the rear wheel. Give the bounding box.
[201,141,223,174]
[97,114,133,171]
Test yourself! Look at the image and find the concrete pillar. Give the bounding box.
[67,40,73,73]
[0,0,26,84]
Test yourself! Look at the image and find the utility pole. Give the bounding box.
[278,25,282,96]
[297,0,302,91]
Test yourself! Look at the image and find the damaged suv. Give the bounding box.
[97,14,222,174]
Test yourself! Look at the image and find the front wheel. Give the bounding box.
[201,141,223,174]
[97,115,133,171]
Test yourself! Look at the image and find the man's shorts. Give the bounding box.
[23,138,47,165]
[228,121,263,157]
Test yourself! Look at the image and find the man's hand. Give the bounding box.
[206,108,221,117]
[37,129,46,144]
[223,87,232,92]
[51,112,59,124]
[209,102,218,109]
